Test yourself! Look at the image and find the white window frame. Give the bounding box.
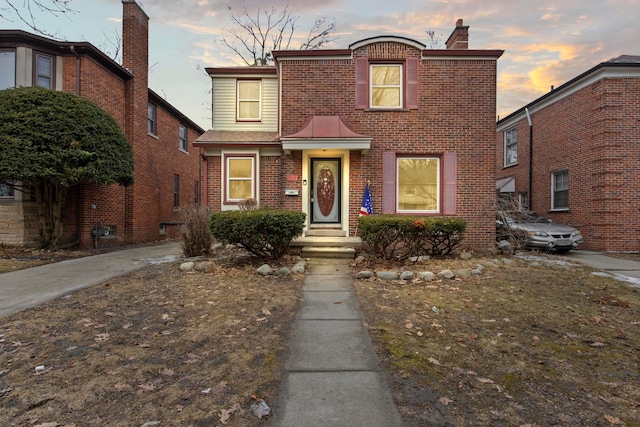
[0,180,15,199]
[504,127,518,167]
[396,156,440,213]
[34,52,54,89]
[551,170,569,210]
[179,124,188,151]
[148,103,157,135]
[236,80,262,121]
[224,154,256,204]
[370,64,403,109]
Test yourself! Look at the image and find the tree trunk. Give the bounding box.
[34,180,69,248]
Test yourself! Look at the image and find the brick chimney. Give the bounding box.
[445,19,469,50]
[121,0,150,243]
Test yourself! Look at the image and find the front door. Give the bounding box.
[311,158,341,223]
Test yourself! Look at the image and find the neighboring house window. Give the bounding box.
[519,192,529,211]
[34,52,54,89]
[237,80,261,121]
[504,127,517,167]
[179,124,188,151]
[225,155,255,203]
[552,170,569,210]
[0,180,15,199]
[194,180,199,204]
[370,64,402,108]
[396,157,440,212]
[173,174,180,209]
[0,49,16,90]
[148,103,157,135]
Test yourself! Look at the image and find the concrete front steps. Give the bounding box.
[290,229,362,259]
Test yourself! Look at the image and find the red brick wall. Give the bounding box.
[497,77,640,252]
[279,42,498,250]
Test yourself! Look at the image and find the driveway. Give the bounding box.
[563,250,640,285]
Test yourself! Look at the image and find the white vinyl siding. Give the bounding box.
[212,77,277,131]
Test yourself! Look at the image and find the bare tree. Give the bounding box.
[425,29,443,49]
[0,0,75,36]
[219,2,336,66]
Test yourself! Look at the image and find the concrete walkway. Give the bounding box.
[0,242,182,317]
[563,250,640,283]
[272,258,401,427]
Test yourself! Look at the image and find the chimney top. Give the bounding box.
[445,18,469,50]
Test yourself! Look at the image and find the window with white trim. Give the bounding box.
[397,157,440,212]
[504,127,517,167]
[370,64,402,108]
[225,155,255,202]
[552,170,568,210]
[148,103,157,135]
[0,180,15,199]
[34,52,54,89]
[0,50,16,90]
[179,124,187,151]
[237,80,261,121]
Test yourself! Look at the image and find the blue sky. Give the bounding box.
[2,0,639,130]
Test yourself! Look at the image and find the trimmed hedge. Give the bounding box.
[358,215,466,260]
[209,208,306,259]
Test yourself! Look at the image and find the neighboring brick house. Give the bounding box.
[0,0,204,248]
[195,20,503,251]
[496,56,640,252]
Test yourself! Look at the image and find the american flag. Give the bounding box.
[359,183,373,216]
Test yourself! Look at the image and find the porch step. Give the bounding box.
[301,246,356,259]
[305,229,347,237]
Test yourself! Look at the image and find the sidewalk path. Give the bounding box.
[272,258,401,427]
[0,242,181,318]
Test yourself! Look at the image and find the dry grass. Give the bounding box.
[1,247,639,426]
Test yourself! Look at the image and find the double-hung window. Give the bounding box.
[237,80,261,121]
[225,155,255,203]
[179,124,187,151]
[34,52,54,89]
[370,64,402,108]
[0,50,16,90]
[148,103,157,135]
[504,127,517,167]
[396,157,440,212]
[0,180,15,199]
[552,170,569,210]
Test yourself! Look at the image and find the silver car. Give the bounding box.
[496,211,584,252]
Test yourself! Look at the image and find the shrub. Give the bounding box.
[209,208,306,259]
[358,215,466,260]
[179,205,215,257]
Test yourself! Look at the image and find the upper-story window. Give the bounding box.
[179,124,188,151]
[356,58,418,110]
[0,50,16,90]
[148,103,157,135]
[237,80,261,121]
[504,127,517,167]
[34,52,54,89]
[370,64,402,108]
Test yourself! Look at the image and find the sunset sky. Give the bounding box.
[2,0,639,130]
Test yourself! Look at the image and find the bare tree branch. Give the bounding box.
[425,29,444,49]
[218,1,336,66]
[1,0,76,37]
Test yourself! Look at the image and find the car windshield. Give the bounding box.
[501,211,551,224]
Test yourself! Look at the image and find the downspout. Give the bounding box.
[69,45,81,95]
[525,107,533,211]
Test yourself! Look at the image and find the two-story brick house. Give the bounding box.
[196,20,503,251]
[0,0,204,248]
[496,55,640,252]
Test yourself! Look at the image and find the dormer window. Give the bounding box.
[237,80,261,121]
[370,64,402,108]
